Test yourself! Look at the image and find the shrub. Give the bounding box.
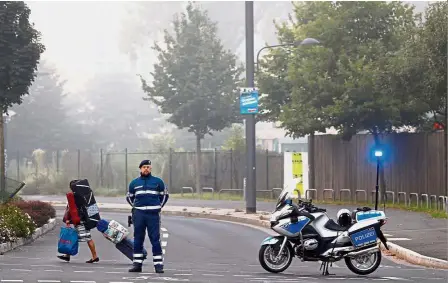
[13,201,56,228]
[0,204,36,243]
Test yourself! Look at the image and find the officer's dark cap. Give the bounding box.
[139,159,152,168]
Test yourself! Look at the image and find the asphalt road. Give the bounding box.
[1,210,447,283]
[23,195,448,260]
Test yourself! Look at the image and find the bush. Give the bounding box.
[13,201,56,228]
[0,204,36,243]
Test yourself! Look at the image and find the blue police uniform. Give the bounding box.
[127,160,169,273]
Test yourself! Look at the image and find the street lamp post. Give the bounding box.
[374,150,383,210]
[256,38,321,73]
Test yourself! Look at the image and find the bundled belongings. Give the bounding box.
[97,219,147,261]
[63,191,81,225]
[70,179,101,230]
[97,219,129,244]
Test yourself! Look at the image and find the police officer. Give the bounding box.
[126,159,169,273]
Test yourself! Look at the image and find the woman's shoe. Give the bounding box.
[57,255,70,262]
[86,257,99,263]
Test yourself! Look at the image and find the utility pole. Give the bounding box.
[245,0,256,213]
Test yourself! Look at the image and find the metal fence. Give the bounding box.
[5,131,448,212]
[7,148,284,197]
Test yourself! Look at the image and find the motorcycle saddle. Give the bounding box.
[324,219,349,232]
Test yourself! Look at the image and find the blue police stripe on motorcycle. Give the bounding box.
[356,211,383,221]
[350,227,377,247]
[281,217,310,234]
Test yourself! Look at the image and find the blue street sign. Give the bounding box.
[240,88,259,114]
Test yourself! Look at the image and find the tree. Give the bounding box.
[6,63,88,154]
[141,2,243,193]
[0,1,45,193]
[258,1,421,139]
[77,71,169,151]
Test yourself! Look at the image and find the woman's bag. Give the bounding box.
[57,226,79,256]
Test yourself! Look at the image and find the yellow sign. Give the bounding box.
[292,153,303,198]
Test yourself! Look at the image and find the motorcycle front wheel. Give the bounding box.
[344,250,382,275]
[258,244,293,273]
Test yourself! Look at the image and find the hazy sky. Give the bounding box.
[27,1,130,92]
[25,0,431,95]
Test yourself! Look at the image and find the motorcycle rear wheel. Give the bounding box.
[258,244,293,273]
[344,250,382,275]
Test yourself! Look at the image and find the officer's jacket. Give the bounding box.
[126,173,169,212]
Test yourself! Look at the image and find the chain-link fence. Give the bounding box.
[6,148,284,197]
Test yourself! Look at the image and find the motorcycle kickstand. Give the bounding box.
[319,261,334,276]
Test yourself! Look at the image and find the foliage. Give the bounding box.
[0,204,36,243]
[0,1,45,112]
[221,124,245,151]
[141,2,243,193]
[391,2,447,129]
[78,71,169,150]
[6,63,88,154]
[12,200,56,227]
[258,1,424,139]
[141,2,243,140]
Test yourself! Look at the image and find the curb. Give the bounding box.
[0,218,57,255]
[380,242,448,270]
[50,202,448,269]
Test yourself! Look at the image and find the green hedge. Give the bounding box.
[0,204,36,244]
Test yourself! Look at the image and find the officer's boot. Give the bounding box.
[155,265,164,273]
[128,264,142,273]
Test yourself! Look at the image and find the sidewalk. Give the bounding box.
[25,195,447,261]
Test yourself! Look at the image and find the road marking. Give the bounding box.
[0,263,22,266]
[381,277,411,281]
[105,272,126,274]
[70,281,96,283]
[233,275,252,277]
[1,281,23,282]
[9,256,42,260]
[163,234,169,238]
[44,270,63,272]
[74,271,95,273]
[202,274,224,276]
[387,238,411,241]
[109,282,134,283]
[161,227,168,232]
[173,274,192,276]
[10,269,31,272]
[38,281,61,283]
[32,265,60,267]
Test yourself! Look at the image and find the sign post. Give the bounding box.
[240,88,259,115]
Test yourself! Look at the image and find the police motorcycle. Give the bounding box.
[258,187,389,276]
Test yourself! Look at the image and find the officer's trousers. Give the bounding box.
[132,209,163,267]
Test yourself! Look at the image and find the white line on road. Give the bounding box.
[109,282,134,283]
[202,274,224,277]
[10,269,31,272]
[70,281,96,283]
[44,270,63,272]
[74,271,95,273]
[38,280,61,283]
[105,272,125,274]
[174,274,193,276]
[388,238,412,241]
[233,275,252,277]
[1,280,23,282]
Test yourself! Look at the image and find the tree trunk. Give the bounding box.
[373,132,387,208]
[0,114,5,199]
[195,134,202,195]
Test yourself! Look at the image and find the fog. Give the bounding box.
[6,1,431,155]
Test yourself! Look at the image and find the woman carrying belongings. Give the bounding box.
[57,180,100,263]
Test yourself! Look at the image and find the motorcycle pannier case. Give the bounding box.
[70,179,101,230]
[348,224,380,249]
